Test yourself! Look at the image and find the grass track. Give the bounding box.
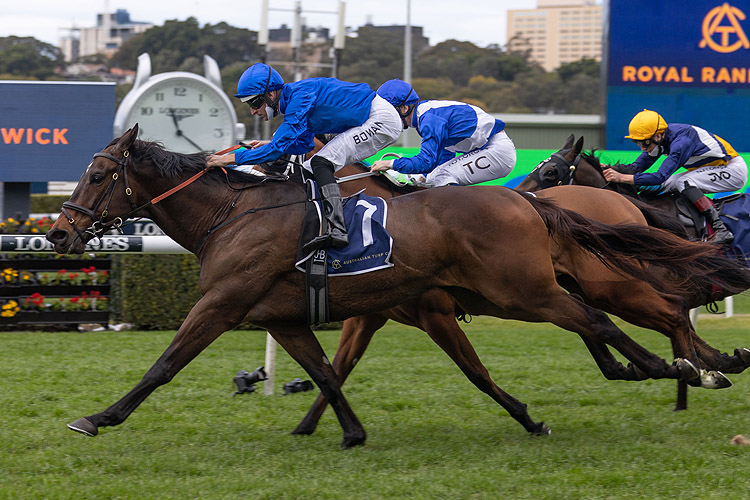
[1,313,750,499]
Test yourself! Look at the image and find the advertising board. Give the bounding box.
[0,81,116,182]
[606,1,750,151]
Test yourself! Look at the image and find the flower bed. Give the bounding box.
[0,245,111,329]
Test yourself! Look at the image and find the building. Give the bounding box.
[59,9,153,62]
[507,0,602,72]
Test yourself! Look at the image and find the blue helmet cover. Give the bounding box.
[235,63,285,98]
[377,79,419,107]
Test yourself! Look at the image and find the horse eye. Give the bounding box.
[90,173,105,184]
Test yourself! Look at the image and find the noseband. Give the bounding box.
[529,152,581,190]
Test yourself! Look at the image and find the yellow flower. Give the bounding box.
[31,228,39,233]
[7,218,15,223]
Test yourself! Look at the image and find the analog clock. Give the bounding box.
[114,53,245,154]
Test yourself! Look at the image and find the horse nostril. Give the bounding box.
[46,229,69,245]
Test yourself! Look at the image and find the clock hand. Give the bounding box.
[176,130,204,151]
[168,108,204,151]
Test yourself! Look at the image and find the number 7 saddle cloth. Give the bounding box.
[295,179,394,276]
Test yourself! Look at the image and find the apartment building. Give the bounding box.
[507,0,602,71]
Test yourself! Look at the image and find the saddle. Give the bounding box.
[671,194,708,239]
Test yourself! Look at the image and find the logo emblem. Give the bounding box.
[331,259,342,270]
[699,3,749,53]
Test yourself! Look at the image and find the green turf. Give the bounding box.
[1,315,749,499]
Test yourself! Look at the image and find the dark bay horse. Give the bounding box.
[291,162,750,435]
[46,126,749,447]
[515,134,707,242]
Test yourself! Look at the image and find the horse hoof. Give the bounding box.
[68,417,98,437]
[532,423,551,436]
[699,369,732,389]
[674,358,700,382]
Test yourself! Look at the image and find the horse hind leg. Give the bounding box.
[293,313,387,436]
[419,305,550,435]
[268,325,366,449]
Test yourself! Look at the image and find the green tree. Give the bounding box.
[337,26,404,87]
[0,37,63,79]
[111,18,259,72]
[557,57,600,83]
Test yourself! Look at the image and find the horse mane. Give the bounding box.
[580,150,689,237]
[113,138,271,186]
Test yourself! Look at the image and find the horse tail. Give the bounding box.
[624,196,690,238]
[518,191,750,296]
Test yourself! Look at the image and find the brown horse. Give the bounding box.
[46,126,748,447]
[291,161,750,435]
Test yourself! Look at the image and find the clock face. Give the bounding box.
[124,77,236,154]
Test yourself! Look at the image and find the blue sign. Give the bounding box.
[0,81,115,182]
[606,1,750,151]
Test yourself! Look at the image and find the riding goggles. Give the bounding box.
[632,137,653,148]
[241,94,266,110]
[240,65,273,109]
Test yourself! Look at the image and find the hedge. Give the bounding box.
[112,254,203,330]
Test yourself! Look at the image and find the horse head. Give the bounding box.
[516,134,584,191]
[46,124,222,254]
[46,125,148,254]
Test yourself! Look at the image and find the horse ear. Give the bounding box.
[115,124,139,152]
[573,136,584,156]
[562,134,575,150]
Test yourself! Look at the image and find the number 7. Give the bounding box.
[356,200,377,247]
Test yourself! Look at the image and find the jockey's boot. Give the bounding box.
[301,182,349,254]
[682,185,734,245]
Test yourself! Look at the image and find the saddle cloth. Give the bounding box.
[716,193,750,262]
[295,180,394,276]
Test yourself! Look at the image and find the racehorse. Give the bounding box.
[514,134,736,245]
[46,126,749,447]
[291,161,750,435]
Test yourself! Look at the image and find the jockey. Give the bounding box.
[206,63,402,253]
[603,109,747,245]
[369,78,516,186]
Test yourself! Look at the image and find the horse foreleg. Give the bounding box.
[67,296,244,437]
[268,325,366,449]
[292,313,387,436]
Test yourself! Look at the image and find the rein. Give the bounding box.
[62,151,212,243]
[63,147,312,255]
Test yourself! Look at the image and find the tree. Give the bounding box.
[111,18,259,72]
[337,26,404,87]
[0,37,63,79]
[557,58,600,83]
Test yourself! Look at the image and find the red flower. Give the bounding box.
[57,269,67,275]
[70,297,80,303]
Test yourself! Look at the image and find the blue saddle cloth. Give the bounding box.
[718,194,750,263]
[295,181,394,276]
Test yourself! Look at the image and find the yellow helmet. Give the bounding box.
[624,109,668,140]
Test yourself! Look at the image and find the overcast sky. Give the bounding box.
[2,0,540,50]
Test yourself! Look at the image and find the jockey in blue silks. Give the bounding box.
[602,109,748,244]
[370,78,517,187]
[206,63,402,253]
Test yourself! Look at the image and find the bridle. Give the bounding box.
[528,152,582,189]
[59,148,309,254]
[61,150,211,244]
